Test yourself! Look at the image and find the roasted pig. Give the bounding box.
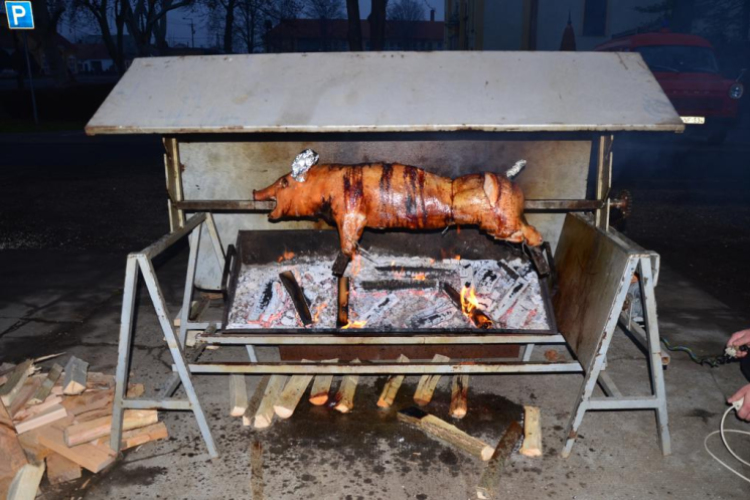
[253,154,542,257]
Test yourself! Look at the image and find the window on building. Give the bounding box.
[583,0,607,37]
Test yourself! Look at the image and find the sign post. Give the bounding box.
[5,1,38,126]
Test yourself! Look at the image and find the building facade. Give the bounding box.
[445,0,661,51]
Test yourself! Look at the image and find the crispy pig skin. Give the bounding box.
[253,163,542,257]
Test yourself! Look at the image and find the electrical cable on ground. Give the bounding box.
[704,404,750,484]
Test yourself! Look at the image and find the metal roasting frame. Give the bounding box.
[94,51,681,460]
[111,212,670,459]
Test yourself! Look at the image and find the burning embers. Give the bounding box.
[226,249,550,332]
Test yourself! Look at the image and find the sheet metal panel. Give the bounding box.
[553,214,642,373]
[86,52,683,135]
[181,139,590,289]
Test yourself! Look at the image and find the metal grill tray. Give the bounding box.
[222,228,556,335]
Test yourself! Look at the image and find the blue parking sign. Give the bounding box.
[5,1,34,29]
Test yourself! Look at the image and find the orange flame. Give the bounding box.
[454,255,461,261]
[312,302,327,323]
[341,320,367,329]
[460,285,480,318]
[413,273,427,281]
[277,250,295,263]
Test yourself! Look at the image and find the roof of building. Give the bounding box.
[266,19,444,41]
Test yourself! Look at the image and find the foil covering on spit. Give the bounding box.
[291,149,319,182]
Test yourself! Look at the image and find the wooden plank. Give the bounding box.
[29,363,63,405]
[0,360,34,407]
[85,372,116,389]
[46,453,82,485]
[37,426,116,473]
[476,421,524,499]
[62,357,89,396]
[6,462,45,500]
[15,405,68,434]
[60,389,113,416]
[413,354,449,406]
[13,395,62,423]
[449,374,469,419]
[64,409,158,446]
[398,407,493,461]
[519,406,542,457]
[309,359,338,406]
[242,375,270,427]
[333,359,361,414]
[0,399,29,499]
[274,374,313,419]
[93,422,169,450]
[229,375,249,417]
[250,375,287,429]
[8,377,42,417]
[377,354,409,409]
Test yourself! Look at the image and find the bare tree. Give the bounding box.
[31,0,71,85]
[305,0,343,18]
[369,0,387,50]
[203,0,238,52]
[345,0,362,50]
[236,0,272,51]
[387,0,423,21]
[71,0,128,73]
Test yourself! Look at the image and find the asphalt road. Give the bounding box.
[0,130,748,321]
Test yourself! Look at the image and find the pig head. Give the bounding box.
[252,168,330,220]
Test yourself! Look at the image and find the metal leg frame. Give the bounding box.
[111,213,224,458]
[561,256,671,457]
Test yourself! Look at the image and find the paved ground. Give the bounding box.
[1,131,749,498]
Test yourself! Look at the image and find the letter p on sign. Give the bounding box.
[5,1,34,29]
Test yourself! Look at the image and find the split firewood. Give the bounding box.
[413,354,450,406]
[250,375,287,429]
[243,375,270,427]
[12,394,61,422]
[14,405,68,434]
[6,462,45,500]
[274,373,313,419]
[29,363,63,405]
[93,422,169,451]
[85,372,116,389]
[46,454,82,485]
[519,406,542,457]
[449,374,469,419]
[0,399,29,499]
[397,407,494,461]
[64,409,158,447]
[333,359,361,413]
[377,354,409,409]
[229,375,249,417]
[62,357,89,396]
[309,359,338,406]
[9,377,43,417]
[0,360,34,407]
[37,425,116,473]
[475,421,524,499]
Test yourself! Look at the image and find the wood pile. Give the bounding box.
[0,358,168,499]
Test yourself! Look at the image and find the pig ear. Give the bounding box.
[483,173,500,208]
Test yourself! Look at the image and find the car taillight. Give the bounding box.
[729,83,744,99]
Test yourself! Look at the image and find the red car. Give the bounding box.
[596,30,745,143]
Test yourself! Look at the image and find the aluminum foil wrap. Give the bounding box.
[291,149,319,182]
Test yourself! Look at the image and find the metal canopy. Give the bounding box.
[86,51,684,135]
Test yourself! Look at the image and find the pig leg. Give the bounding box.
[337,212,367,258]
